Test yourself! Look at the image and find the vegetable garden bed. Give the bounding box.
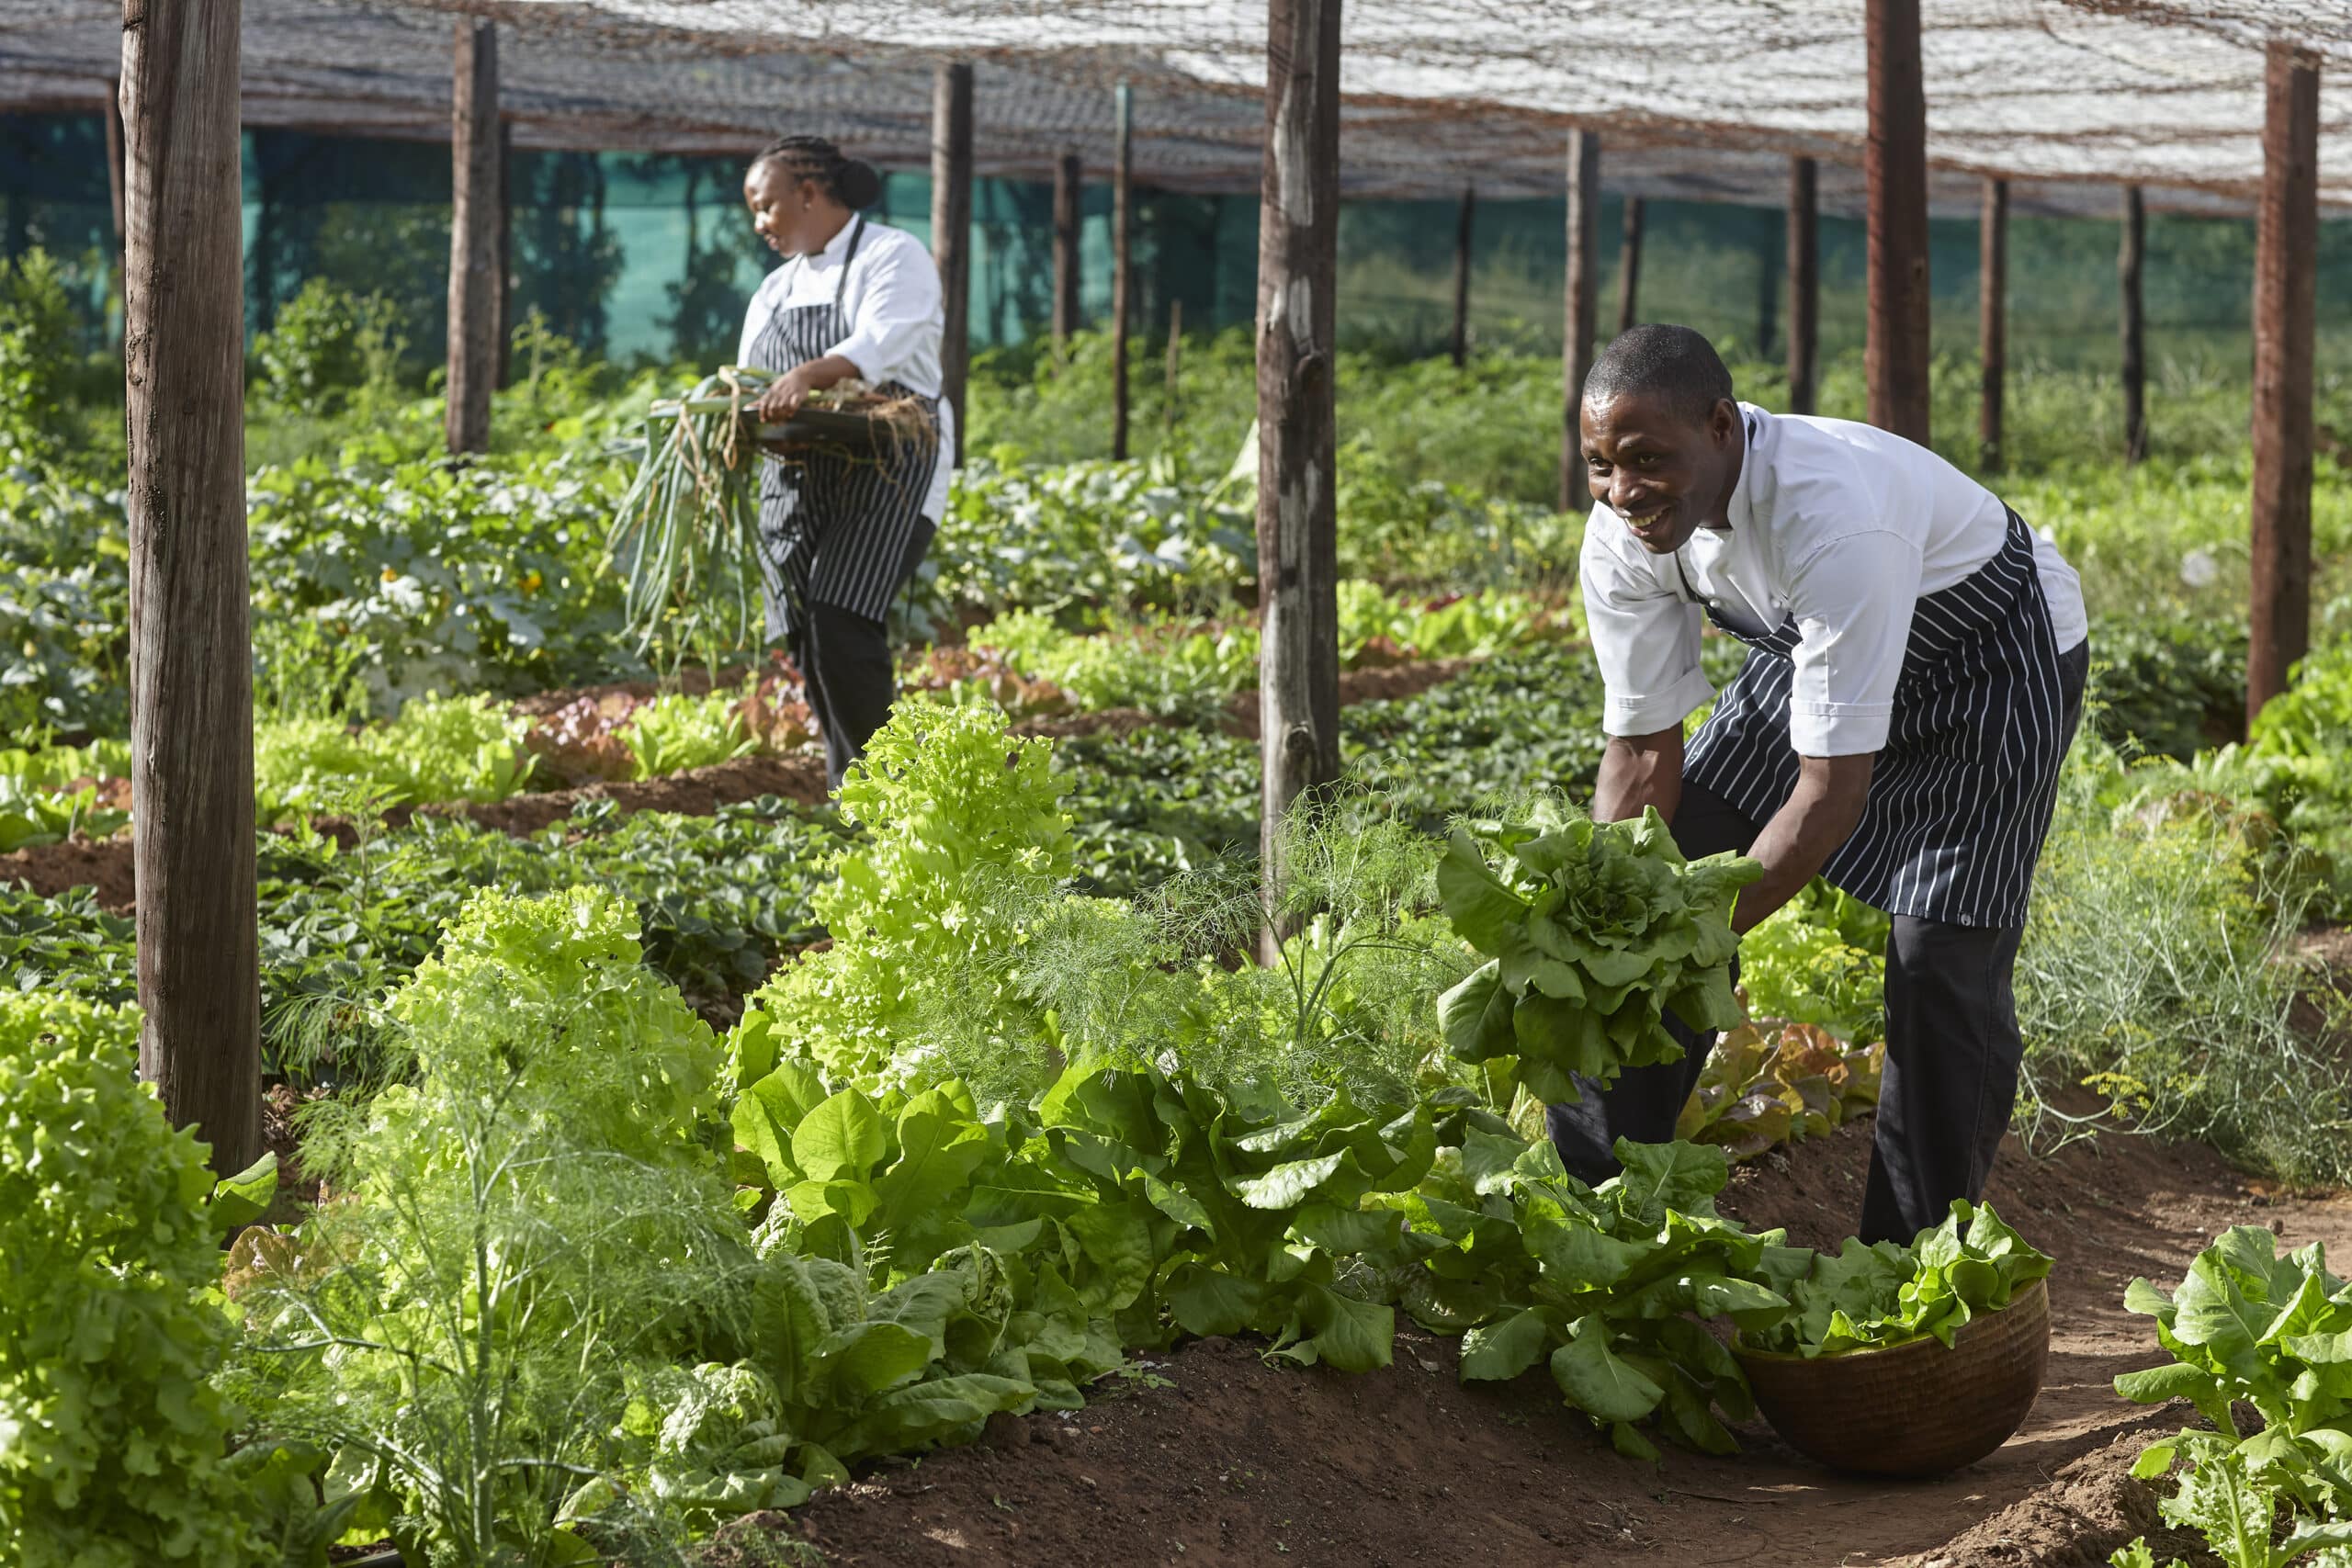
[761,1109,2349,1568]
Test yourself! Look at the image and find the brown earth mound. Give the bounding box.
[755,1114,2352,1568]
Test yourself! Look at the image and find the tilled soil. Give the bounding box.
[1,657,1478,914]
[759,1115,2348,1568]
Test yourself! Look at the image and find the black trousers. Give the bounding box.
[788,522,933,790]
[1547,638,2090,1244]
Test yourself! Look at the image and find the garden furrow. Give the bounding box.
[0,656,1483,912]
[764,1111,2352,1568]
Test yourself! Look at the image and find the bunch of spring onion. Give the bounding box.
[606,365,775,656]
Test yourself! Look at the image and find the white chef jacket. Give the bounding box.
[738,216,957,523]
[1580,404,2088,757]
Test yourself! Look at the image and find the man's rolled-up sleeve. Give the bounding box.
[826,242,941,385]
[1581,525,1711,738]
[1785,529,1923,756]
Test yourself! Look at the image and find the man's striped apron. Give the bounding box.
[747,215,942,640]
[1679,509,2071,930]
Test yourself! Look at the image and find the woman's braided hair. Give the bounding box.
[751,134,883,211]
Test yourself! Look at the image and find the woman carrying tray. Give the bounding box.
[1555,323,2090,1244]
[739,135,953,788]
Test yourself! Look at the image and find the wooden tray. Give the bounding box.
[1732,1278,2050,1477]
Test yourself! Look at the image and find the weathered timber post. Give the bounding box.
[445,19,499,456]
[2120,184,2147,466]
[104,76,125,254]
[121,0,262,1176]
[1979,177,2007,470]
[1164,297,1183,434]
[933,62,973,468]
[492,117,512,389]
[1258,0,1341,957]
[1450,184,1475,367]
[1788,155,1819,415]
[1111,81,1135,459]
[1616,195,1645,334]
[1561,130,1600,512]
[2249,39,2320,725]
[1052,150,1081,354]
[1865,0,1931,444]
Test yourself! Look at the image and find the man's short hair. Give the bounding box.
[1582,323,1736,425]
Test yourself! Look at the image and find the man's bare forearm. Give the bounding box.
[1733,753,1873,932]
[1592,728,1683,825]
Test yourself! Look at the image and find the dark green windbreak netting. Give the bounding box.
[7,110,2352,375]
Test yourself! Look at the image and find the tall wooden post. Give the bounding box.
[1865,0,1931,444]
[121,0,261,1176]
[1111,82,1135,459]
[1979,177,2007,470]
[1616,196,1645,334]
[933,62,973,468]
[1561,130,1600,512]
[2249,39,2320,725]
[103,77,126,254]
[1052,150,1081,353]
[1788,156,1819,415]
[2120,184,2147,466]
[1449,184,1476,367]
[1257,0,1341,953]
[445,20,499,456]
[1164,298,1183,434]
[492,118,512,389]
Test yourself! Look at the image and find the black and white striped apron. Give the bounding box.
[748,215,943,639]
[1679,508,2069,929]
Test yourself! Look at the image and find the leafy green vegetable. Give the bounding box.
[1436,801,1760,1103]
[1741,1200,2052,1357]
[228,888,740,1566]
[1674,1021,1883,1161]
[0,994,263,1566]
[624,687,759,780]
[2114,1226,2352,1442]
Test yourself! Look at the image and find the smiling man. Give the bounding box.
[1551,323,2089,1243]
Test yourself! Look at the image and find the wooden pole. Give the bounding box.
[492,117,512,389]
[2249,39,2320,725]
[2120,184,2147,466]
[1111,81,1134,460]
[1561,130,1600,512]
[1788,155,1819,416]
[1865,0,1931,444]
[1449,184,1475,368]
[1164,297,1183,434]
[1979,177,2007,470]
[932,62,973,468]
[1052,149,1081,354]
[103,76,125,253]
[444,19,498,456]
[1616,195,1645,335]
[121,0,261,1177]
[1257,0,1341,959]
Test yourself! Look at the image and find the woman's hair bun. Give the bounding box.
[752,134,882,211]
[837,159,882,211]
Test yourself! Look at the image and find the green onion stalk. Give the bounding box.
[605,365,777,661]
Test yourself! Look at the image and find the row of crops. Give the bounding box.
[8,265,2352,1563]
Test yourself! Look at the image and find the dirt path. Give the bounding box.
[753,1116,2349,1568]
[0,658,1476,914]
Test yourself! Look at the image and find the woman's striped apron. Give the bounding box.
[1679,508,2070,929]
[747,215,943,640]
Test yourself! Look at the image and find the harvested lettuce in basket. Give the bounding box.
[1435,802,1761,1104]
[1742,1199,2053,1358]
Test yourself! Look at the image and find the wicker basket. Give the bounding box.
[1733,1278,2050,1478]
